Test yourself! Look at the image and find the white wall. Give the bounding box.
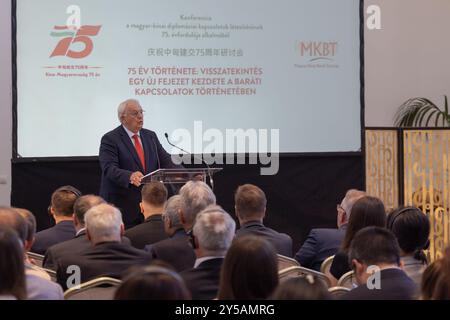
[365,0,450,126]
[0,0,11,205]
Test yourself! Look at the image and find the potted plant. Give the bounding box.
[394,95,449,127]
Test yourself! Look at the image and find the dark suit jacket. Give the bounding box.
[144,229,196,272]
[43,229,132,270]
[31,220,76,255]
[181,258,224,300]
[56,240,152,290]
[99,126,178,228]
[294,226,347,271]
[124,214,168,249]
[235,221,293,257]
[341,268,417,300]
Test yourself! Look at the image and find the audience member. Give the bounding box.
[387,206,430,285]
[181,205,235,299]
[0,226,26,300]
[218,235,278,300]
[15,207,52,279]
[421,258,443,300]
[234,184,292,257]
[341,227,416,300]
[145,195,196,272]
[115,265,191,300]
[0,207,64,299]
[428,247,450,300]
[125,182,169,249]
[43,195,105,269]
[55,203,151,290]
[31,185,81,254]
[329,196,386,284]
[272,275,331,300]
[295,189,365,270]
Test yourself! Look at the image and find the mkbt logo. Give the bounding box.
[50,25,101,59]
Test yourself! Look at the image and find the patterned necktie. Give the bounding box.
[132,134,146,171]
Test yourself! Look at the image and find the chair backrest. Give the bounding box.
[337,271,357,289]
[27,252,44,268]
[277,254,300,271]
[278,266,331,288]
[328,286,350,298]
[64,277,122,300]
[320,255,335,274]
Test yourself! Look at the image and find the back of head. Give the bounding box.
[387,206,430,256]
[192,205,236,255]
[234,184,266,222]
[349,226,400,267]
[51,185,82,217]
[272,276,331,300]
[341,189,366,217]
[342,196,386,251]
[421,259,444,300]
[430,247,450,300]
[0,226,26,300]
[85,204,123,244]
[14,208,36,250]
[141,181,168,207]
[179,181,216,227]
[114,266,191,300]
[74,195,106,227]
[0,207,28,245]
[163,195,183,230]
[218,235,278,300]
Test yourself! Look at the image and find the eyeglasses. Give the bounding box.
[337,204,345,212]
[126,110,145,117]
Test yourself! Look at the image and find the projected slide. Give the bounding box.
[16,0,361,157]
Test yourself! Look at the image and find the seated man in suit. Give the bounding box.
[145,195,196,272]
[31,185,81,255]
[43,195,106,269]
[295,189,365,270]
[125,181,168,249]
[181,205,235,299]
[234,184,292,257]
[341,226,417,300]
[56,203,152,290]
[0,207,64,300]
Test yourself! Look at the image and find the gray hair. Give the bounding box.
[179,181,216,226]
[163,195,183,230]
[193,205,236,255]
[117,99,140,122]
[341,189,366,217]
[85,203,123,243]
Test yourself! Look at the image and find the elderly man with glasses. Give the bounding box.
[99,99,179,229]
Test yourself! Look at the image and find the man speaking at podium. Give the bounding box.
[99,99,179,228]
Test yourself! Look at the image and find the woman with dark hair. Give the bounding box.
[0,226,27,300]
[114,265,191,300]
[387,206,430,285]
[420,258,443,300]
[272,275,331,300]
[218,235,278,300]
[328,196,386,285]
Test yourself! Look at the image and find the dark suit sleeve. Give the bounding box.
[99,133,133,188]
[329,251,350,280]
[294,230,318,267]
[43,248,55,270]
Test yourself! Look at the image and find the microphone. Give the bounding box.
[151,135,161,170]
[164,132,214,190]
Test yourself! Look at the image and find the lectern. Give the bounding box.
[141,168,222,191]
